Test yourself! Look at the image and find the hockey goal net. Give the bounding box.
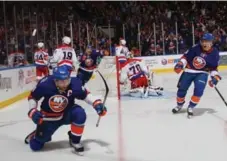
[85,56,121,99]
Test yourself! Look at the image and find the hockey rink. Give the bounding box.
[1,72,227,161]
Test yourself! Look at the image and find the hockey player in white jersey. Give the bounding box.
[115,39,130,67]
[120,56,163,98]
[34,42,49,81]
[50,36,78,73]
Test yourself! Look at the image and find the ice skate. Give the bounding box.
[24,130,36,144]
[172,105,183,114]
[68,131,84,155]
[187,107,193,119]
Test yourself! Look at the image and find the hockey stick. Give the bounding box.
[215,86,227,107]
[96,70,109,127]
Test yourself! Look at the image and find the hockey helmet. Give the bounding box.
[62,36,71,45]
[120,39,126,45]
[201,33,214,41]
[37,42,44,49]
[200,33,214,51]
[53,66,70,80]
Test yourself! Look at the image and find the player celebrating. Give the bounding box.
[25,66,107,155]
[120,55,163,98]
[115,38,130,69]
[172,33,221,118]
[77,46,102,85]
[34,42,49,81]
[50,36,78,73]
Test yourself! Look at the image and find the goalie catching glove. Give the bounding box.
[93,99,107,116]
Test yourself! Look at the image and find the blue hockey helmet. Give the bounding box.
[201,33,214,51]
[201,33,214,41]
[53,66,70,80]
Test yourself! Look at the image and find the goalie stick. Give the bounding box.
[215,86,227,107]
[96,70,109,127]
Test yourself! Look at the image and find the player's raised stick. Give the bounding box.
[96,70,109,127]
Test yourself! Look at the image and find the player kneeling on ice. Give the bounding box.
[120,55,163,98]
[25,66,107,155]
[172,33,221,118]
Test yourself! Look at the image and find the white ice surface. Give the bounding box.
[1,72,227,161]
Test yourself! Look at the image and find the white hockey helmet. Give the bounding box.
[62,36,71,45]
[37,42,44,49]
[120,39,126,45]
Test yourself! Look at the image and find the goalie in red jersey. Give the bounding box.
[119,54,163,98]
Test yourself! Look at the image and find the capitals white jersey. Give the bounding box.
[51,45,78,70]
[115,45,130,63]
[34,49,49,66]
[120,59,149,83]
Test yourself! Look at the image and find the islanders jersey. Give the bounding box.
[28,76,88,121]
[181,44,220,76]
[79,50,102,73]
[34,49,49,67]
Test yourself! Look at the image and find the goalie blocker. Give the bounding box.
[119,57,163,98]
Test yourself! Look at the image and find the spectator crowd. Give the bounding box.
[0,1,227,66]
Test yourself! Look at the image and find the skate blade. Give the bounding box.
[187,114,193,119]
[73,150,84,156]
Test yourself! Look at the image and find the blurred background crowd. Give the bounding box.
[0,1,227,66]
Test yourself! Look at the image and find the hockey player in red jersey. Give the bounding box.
[25,66,107,155]
[50,36,78,73]
[34,42,49,81]
[172,33,221,118]
[115,38,130,70]
[120,55,163,98]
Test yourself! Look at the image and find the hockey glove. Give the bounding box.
[209,75,221,87]
[93,99,107,116]
[28,108,43,125]
[174,61,184,74]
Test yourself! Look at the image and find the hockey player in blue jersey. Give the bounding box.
[77,46,102,85]
[172,33,221,118]
[25,66,107,154]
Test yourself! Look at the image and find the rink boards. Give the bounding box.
[1,52,227,109]
[0,65,36,109]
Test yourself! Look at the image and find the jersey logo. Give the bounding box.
[48,95,68,112]
[193,56,206,69]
